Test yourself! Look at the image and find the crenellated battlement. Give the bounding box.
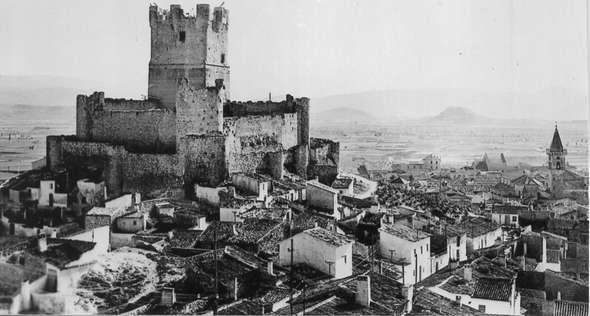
[148,4,228,31]
[148,3,229,109]
[224,95,309,117]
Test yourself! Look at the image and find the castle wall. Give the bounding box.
[308,138,340,184]
[223,113,299,176]
[47,136,181,197]
[176,79,224,142]
[224,113,299,151]
[89,109,175,152]
[179,134,227,193]
[76,92,175,153]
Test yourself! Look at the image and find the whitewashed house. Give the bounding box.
[379,223,431,285]
[279,227,353,279]
[306,180,339,218]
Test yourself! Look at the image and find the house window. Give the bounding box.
[179,31,186,42]
[421,246,423,254]
[457,236,461,246]
[49,183,53,189]
[342,255,347,263]
[478,305,486,313]
[221,53,226,64]
[133,220,137,226]
[512,215,518,222]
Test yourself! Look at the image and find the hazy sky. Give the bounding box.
[0,0,588,118]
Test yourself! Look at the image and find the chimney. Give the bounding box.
[50,230,57,238]
[37,237,47,253]
[523,242,528,257]
[557,291,562,301]
[402,284,414,313]
[463,266,472,281]
[267,260,274,276]
[355,275,371,307]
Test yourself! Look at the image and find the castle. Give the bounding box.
[46,4,338,197]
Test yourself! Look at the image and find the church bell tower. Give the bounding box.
[546,124,567,170]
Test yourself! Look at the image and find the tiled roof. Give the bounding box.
[290,211,333,235]
[86,207,114,216]
[380,223,430,242]
[554,300,589,316]
[470,257,517,279]
[440,275,474,295]
[303,227,353,247]
[332,178,353,189]
[195,218,282,252]
[218,299,262,315]
[472,277,512,301]
[305,295,386,315]
[30,238,96,269]
[307,180,339,194]
[412,287,483,315]
[168,229,202,248]
[451,217,500,238]
[340,273,406,308]
[493,204,528,214]
[121,211,143,218]
[338,195,376,209]
[512,174,543,187]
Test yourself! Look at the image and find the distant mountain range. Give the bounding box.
[312,87,588,122]
[1,75,587,122]
[311,107,376,124]
[0,75,135,107]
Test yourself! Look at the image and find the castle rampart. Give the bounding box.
[47,136,182,197]
[77,92,176,153]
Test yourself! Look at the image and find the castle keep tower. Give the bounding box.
[546,125,567,170]
[148,4,229,109]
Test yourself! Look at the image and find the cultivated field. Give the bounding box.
[311,120,589,173]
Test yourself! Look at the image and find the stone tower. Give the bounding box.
[148,4,229,109]
[546,125,567,170]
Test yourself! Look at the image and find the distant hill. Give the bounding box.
[312,107,375,124]
[428,106,481,123]
[0,75,138,107]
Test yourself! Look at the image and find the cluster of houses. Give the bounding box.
[0,126,587,315]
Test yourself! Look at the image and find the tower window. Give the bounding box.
[221,53,226,64]
[179,31,186,43]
